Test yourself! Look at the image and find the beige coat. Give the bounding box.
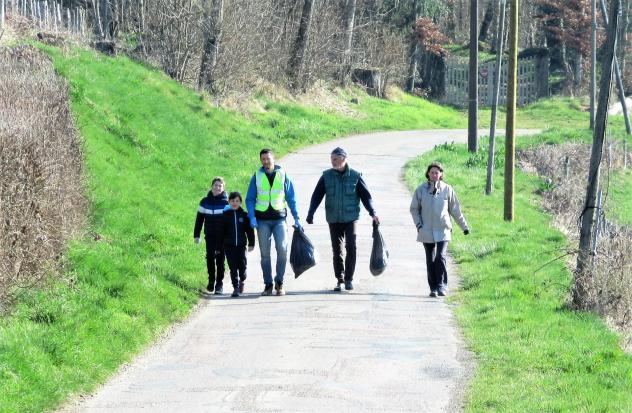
[409,181,468,243]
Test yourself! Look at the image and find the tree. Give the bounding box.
[198,0,224,93]
[287,0,315,89]
[406,0,420,92]
[340,0,357,85]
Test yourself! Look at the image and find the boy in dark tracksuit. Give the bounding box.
[222,192,255,297]
[194,177,229,294]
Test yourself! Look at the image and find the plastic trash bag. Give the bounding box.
[290,226,317,278]
[369,222,389,276]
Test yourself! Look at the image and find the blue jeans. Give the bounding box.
[257,218,288,285]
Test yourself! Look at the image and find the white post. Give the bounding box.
[66,7,70,32]
[1,0,6,29]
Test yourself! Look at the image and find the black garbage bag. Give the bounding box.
[290,226,317,278]
[369,222,389,276]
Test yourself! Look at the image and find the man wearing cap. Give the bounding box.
[306,147,379,291]
[246,148,301,296]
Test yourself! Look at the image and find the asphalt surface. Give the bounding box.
[60,129,536,413]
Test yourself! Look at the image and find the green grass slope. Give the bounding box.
[0,45,468,413]
[405,130,632,412]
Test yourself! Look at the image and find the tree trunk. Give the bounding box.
[504,0,518,221]
[575,0,620,308]
[339,0,357,85]
[406,0,420,92]
[198,0,224,93]
[287,0,315,89]
[479,0,495,43]
[468,0,478,153]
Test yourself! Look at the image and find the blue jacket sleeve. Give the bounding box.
[245,174,258,222]
[356,175,376,217]
[284,174,300,220]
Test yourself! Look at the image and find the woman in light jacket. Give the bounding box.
[409,162,469,297]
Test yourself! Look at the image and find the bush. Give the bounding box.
[0,45,86,309]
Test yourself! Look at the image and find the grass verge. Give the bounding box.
[405,129,632,412]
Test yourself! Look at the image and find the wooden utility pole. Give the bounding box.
[486,0,507,195]
[590,0,597,130]
[468,0,478,153]
[504,0,518,221]
[600,0,631,135]
[575,0,620,307]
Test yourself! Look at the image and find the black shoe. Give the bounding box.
[437,290,446,297]
[261,284,273,296]
[429,291,437,298]
[214,285,223,295]
[333,280,343,292]
[231,288,239,297]
[344,280,354,291]
[206,283,214,293]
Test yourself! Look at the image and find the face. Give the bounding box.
[211,180,224,195]
[428,167,442,182]
[260,152,275,171]
[331,154,347,171]
[229,197,241,210]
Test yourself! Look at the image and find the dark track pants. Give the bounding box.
[423,241,448,292]
[205,241,225,288]
[225,245,247,288]
[328,221,357,282]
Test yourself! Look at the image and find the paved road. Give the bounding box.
[60,129,535,413]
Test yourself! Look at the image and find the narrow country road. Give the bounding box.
[60,129,537,413]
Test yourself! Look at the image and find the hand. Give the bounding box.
[294,219,302,230]
[463,229,470,235]
[372,215,380,225]
[250,218,258,229]
[248,245,255,252]
[194,237,200,245]
[306,215,314,225]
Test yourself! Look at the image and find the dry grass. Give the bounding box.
[0,45,85,310]
[519,142,632,348]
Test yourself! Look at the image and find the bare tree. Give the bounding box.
[287,0,315,88]
[198,0,223,93]
[406,0,420,92]
[479,0,495,42]
[339,0,357,85]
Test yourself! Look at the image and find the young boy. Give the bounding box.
[222,191,255,297]
[194,177,229,294]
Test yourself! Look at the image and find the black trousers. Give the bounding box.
[205,241,225,288]
[225,245,247,288]
[328,221,357,282]
[423,241,448,292]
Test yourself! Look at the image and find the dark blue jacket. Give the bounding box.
[194,191,229,246]
[222,207,255,248]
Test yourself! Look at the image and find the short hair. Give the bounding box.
[228,191,242,202]
[260,148,273,157]
[425,162,444,180]
[211,176,225,185]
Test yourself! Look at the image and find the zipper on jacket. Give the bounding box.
[234,211,238,247]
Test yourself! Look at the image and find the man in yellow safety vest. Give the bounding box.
[246,148,301,296]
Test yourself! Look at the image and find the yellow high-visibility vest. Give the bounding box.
[255,169,286,211]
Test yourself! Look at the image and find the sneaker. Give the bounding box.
[275,282,285,296]
[333,280,343,292]
[238,280,245,294]
[231,288,239,297]
[437,290,446,297]
[429,291,437,298]
[214,286,223,295]
[261,284,273,296]
[344,280,354,291]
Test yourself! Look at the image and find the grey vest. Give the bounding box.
[323,167,361,223]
